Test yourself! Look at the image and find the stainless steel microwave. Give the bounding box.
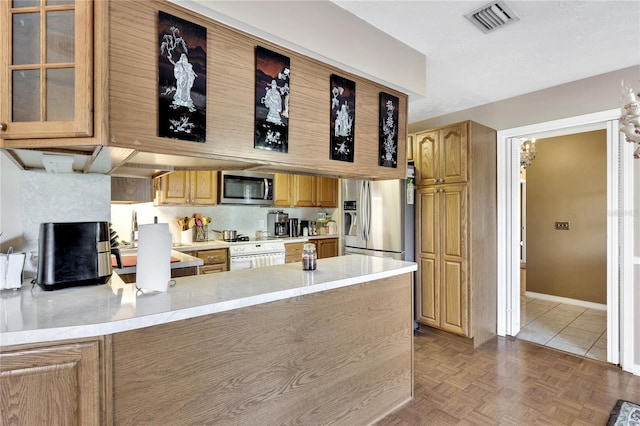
[219,171,274,205]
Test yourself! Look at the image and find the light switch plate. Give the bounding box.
[555,221,570,230]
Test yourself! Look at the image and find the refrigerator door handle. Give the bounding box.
[361,180,372,242]
[366,181,372,241]
[360,181,368,241]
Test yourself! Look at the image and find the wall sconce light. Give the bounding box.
[520,138,536,169]
[620,81,640,159]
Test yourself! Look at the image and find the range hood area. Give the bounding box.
[1,146,269,178]
[1,146,351,179]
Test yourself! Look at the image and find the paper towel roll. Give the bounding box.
[0,253,25,290]
[136,223,172,292]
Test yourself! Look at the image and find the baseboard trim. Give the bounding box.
[524,291,607,311]
[415,324,474,346]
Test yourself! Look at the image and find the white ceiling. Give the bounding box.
[332,0,640,123]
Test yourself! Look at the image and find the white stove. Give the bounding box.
[219,239,286,270]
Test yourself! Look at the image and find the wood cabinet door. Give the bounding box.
[292,175,316,207]
[415,130,438,186]
[316,177,337,207]
[285,242,305,263]
[191,171,218,205]
[157,171,190,204]
[317,238,338,258]
[0,0,93,140]
[272,173,292,207]
[439,185,468,335]
[200,264,227,274]
[0,339,104,425]
[439,122,468,184]
[406,134,414,163]
[416,187,439,326]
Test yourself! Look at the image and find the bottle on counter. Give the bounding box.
[302,243,317,271]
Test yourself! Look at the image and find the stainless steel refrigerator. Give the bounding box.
[342,178,413,261]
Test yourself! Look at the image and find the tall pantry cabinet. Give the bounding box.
[414,121,497,348]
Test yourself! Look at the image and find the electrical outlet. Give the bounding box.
[555,221,570,230]
[259,219,265,229]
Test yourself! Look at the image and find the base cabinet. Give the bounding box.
[414,120,497,347]
[285,242,305,263]
[194,248,228,274]
[0,338,107,425]
[314,238,338,259]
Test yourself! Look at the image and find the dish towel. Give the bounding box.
[250,255,277,268]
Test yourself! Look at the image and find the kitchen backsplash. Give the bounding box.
[2,170,111,275]
[111,203,338,246]
[0,163,339,277]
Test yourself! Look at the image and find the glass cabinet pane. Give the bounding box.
[46,68,74,121]
[47,10,74,63]
[13,12,40,65]
[12,70,41,122]
[5,0,93,138]
[13,0,41,7]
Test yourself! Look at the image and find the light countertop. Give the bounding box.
[114,249,204,274]
[0,254,416,347]
[167,236,339,252]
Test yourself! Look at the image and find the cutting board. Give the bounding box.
[113,255,180,268]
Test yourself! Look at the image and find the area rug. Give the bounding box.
[607,399,640,426]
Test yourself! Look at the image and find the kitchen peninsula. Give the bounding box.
[0,255,416,425]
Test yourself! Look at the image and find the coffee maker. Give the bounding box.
[267,210,289,238]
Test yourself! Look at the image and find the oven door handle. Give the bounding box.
[230,254,285,261]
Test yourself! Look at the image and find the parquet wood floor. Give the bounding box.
[376,328,640,425]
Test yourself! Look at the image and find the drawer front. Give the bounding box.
[285,242,305,256]
[200,264,227,274]
[285,255,301,264]
[197,249,228,265]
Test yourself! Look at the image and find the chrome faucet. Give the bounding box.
[131,210,138,247]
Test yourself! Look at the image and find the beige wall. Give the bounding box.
[526,130,607,304]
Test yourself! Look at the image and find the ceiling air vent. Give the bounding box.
[465,1,520,34]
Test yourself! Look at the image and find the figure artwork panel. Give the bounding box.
[255,46,290,153]
[330,74,355,162]
[158,11,206,142]
[379,92,399,168]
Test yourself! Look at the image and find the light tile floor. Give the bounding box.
[517,296,607,362]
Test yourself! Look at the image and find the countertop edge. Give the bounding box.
[0,256,416,347]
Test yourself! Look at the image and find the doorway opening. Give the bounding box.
[496,109,636,372]
[516,129,608,361]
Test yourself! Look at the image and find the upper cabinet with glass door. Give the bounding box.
[0,0,93,142]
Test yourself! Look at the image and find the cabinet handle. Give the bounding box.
[0,122,6,131]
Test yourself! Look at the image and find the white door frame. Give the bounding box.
[497,109,634,372]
